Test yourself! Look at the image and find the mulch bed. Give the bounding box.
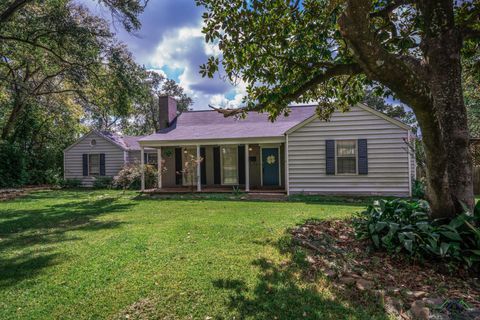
[291,219,480,320]
[0,186,53,201]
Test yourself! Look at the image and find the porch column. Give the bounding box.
[196,144,201,192]
[157,147,162,189]
[140,146,145,191]
[245,144,250,192]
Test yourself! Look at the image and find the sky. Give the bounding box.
[79,0,245,110]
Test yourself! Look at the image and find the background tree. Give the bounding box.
[121,70,193,135]
[197,0,480,218]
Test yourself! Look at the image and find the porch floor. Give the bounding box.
[143,187,285,195]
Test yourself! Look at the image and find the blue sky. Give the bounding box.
[79,0,245,110]
[79,0,407,111]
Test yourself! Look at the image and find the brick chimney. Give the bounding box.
[158,95,177,129]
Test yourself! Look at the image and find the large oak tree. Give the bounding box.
[197,0,480,219]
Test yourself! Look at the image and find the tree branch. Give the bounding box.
[0,0,31,24]
[370,0,409,18]
[210,63,362,116]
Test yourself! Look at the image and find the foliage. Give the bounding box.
[412,179,426,199]
[60,178,82,188]
[196,0,480,218]
[0,0,190,188]
[113,162,157,190]
[354,199,480,270]
[0,141,28,187]
[180,151,203,191]
[363,90,417,133]
[120,71,193,135]
[93,176,113,189]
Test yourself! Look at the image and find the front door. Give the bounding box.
[262,148,279,186]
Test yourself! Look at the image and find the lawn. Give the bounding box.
[0,190,389,320]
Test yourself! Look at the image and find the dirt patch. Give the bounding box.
[0,186,52,201]
[291,219,480,320]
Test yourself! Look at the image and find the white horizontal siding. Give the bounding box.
[287,106,410,196]
[64,132,126,186]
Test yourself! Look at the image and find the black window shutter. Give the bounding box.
[82,154,88,176]
[144,153,148,164]
[213,147,221,184]
[175,148,182,185]
[325,140,335,175]
[100,154,106,176]
[358,139,368,175]
[200,147,206,185]
[238,145,246,185]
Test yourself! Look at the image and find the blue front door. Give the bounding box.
[262,148,279,186]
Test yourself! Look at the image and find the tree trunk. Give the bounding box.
[1,96,24,140]
[338,0,474,219]
[415,0,475,217]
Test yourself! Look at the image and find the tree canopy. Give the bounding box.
[0,0,191,186]
[197,0,480,218]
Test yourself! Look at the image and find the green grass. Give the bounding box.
[0,190,389,319]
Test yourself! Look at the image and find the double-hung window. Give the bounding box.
[89,154,100,176]
[336,140,357,174]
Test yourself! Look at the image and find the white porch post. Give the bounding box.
[196,144,201,192]
[157,147,162,189]
[245,144,250,192]
[140,146,145,191]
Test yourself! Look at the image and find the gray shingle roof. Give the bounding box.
[140,106,317,142]
[98,131,145,151]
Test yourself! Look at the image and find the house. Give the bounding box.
[64,96,415,196]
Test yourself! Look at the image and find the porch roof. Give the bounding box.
[139,105,316,145]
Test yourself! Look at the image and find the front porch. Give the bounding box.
[139,142,286,193]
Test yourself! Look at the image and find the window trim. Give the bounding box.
[88,153,100,176]
[220,145,239,185]
[145,153,158,166]
[335,140,358,175]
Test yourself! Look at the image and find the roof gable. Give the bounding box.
[285,103,411,135]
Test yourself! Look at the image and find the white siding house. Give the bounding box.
[64,98,415,195]
[63,131,126,186]
[286,104,412,196]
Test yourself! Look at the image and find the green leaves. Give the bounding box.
[353,198,480,271]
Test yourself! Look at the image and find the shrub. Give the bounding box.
[113,162,157,190]
[412,179,426,199]
[354,199,480,270]
[60,178,82,188]
[93,176,113,189]
[0,142,29,187]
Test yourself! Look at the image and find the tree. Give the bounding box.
[197,0,480,218]
[121,70,193,135]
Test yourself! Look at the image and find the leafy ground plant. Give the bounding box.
[353,199,480,270]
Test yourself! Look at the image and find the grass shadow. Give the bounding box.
[213,231,389,320]
[133,192,377,207]
[0,194,135,287]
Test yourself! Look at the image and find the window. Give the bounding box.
[336,140,357,174]
[89,154,100,176]
[146,153,158,166]
[90,139,96,146]
[221,146,238,184]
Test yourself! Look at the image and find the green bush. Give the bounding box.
[93,176,113,189]
[60,178,82,188]
[0,142,29,187]
[354,199,480,270]
[412,179,426,199]
[113,163,157,190]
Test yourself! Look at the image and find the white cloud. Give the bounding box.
[147,26,247,110]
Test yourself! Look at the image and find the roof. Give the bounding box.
[140,106,317,143]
